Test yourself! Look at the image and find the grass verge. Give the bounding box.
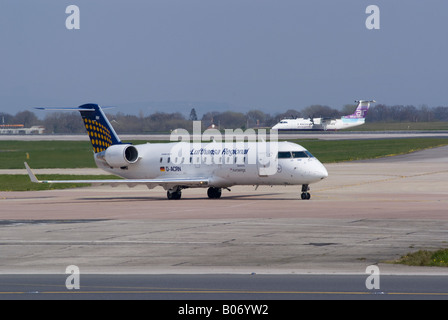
[0,174,118,191]
[390,249,448,267]
[295,138,448,163]
[350,121,448,131]
[0,141,95,169]
[1,138,448,191]
[2,138,448,168]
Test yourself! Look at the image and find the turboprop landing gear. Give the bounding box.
[301,184,311,200]
[207,187,222,199]
[167,188,182,200]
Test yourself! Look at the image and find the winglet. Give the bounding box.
[24,162,40,183]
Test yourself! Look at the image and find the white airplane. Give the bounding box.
[272,100,375,131]
[26,104,328,200]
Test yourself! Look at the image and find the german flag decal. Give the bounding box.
[160,167,165,172]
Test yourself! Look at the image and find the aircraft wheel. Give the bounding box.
[207,187,222,199]
[167,190,182,200]
[301,184,311,200]
[301,192,311,200]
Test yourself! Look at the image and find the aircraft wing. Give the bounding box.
[24,162,209,188]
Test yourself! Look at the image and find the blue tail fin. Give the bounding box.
[78,104,121,153]
[35,104,121,153]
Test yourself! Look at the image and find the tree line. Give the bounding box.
[1,104,448,134]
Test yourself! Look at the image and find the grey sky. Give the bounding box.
[1,0,447,117]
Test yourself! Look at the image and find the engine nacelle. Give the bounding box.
[103,144,139,167]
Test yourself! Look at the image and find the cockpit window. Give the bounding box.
[278,151,292,159]
[305,151,315,158]
[291,151,308,158]
[278,150,315,159]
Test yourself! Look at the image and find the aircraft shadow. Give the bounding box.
[75,192,293,202]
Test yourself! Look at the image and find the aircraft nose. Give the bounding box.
[311,163,328,180]
[319,165,328,179]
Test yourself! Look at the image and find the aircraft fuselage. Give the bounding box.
[94,141,328,189]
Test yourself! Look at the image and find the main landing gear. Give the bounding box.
[207,187,222,199]
[167,187,226,200]
[301,184,311,200]
[167,186,309,200]
[167,188,182,200]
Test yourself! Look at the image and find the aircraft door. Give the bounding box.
[257,149,278,177]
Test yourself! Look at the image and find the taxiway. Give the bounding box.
[1,146,447,275]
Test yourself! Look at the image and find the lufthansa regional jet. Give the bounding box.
[25,104,328,200]
[272,100,375,131]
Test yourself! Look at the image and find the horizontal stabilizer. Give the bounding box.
[35,106,115,111]
[36,104,121,152]
[24,162,39,183]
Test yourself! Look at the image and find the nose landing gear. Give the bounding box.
[301,184,311,200]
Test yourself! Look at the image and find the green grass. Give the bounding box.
[349,121,448,131]
[391,249,448,267]
[1,138,447,191]
[0,174,118,191]
[0,141,96,169]
[295,138,448,163]
[1,138,448,169]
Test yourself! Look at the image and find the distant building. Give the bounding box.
[0,124,45,134]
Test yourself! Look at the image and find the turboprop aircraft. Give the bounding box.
[272,100,375,131]
[26,104,328,200]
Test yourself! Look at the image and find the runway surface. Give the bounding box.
[1,145,448,274]
[0,144,447,299]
